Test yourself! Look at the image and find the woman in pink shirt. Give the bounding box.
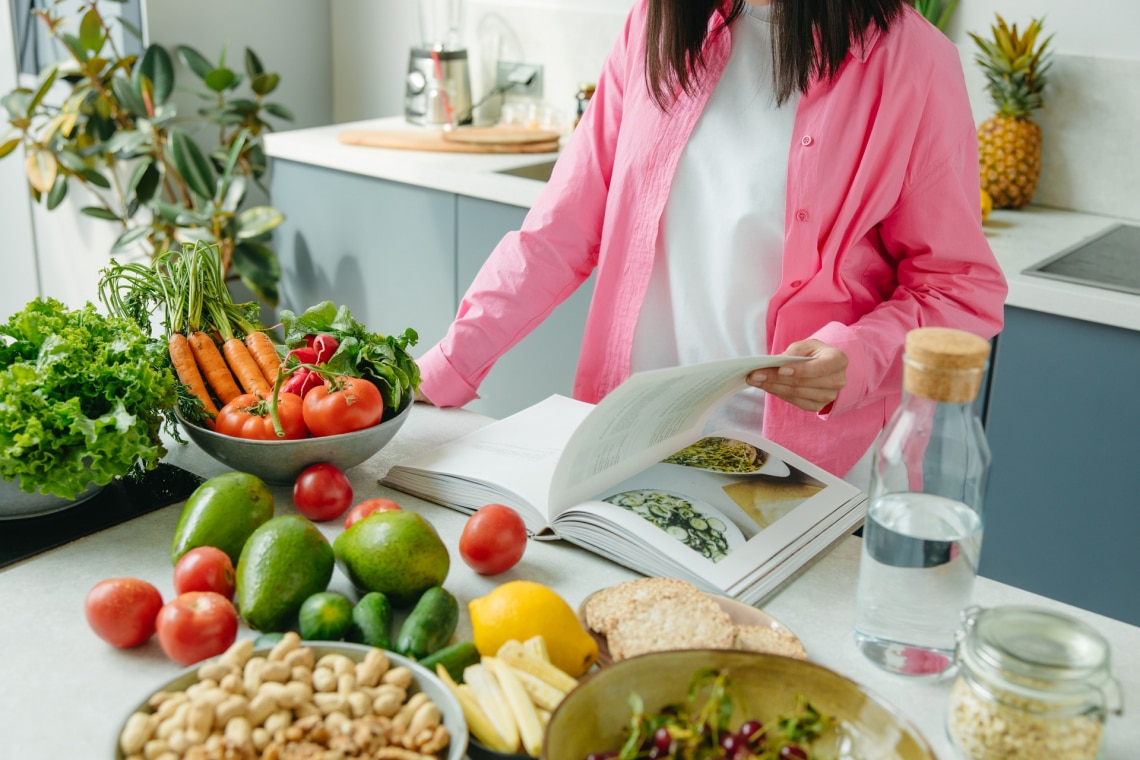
[417,0,1007,483]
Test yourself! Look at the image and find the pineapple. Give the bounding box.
[969,15,1054,210]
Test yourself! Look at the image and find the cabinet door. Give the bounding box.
[456,196,594,419]
[269,159,456,353]
[980,306,1140,625]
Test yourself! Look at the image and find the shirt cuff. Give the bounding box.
[416,345,481,408]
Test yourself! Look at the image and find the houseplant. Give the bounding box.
[0,1,293,305]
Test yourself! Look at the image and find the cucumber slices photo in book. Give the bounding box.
[381,356,868,605]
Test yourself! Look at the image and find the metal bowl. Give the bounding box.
[0,476,106,520]
[543,649,937,760]
[114,641,468,760]
[177,400,412,484]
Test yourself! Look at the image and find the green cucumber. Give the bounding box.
[395,586,459,658]
[345,591,393,649]
[418,640,481,683]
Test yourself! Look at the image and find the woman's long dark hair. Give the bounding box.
[646,0,906,108]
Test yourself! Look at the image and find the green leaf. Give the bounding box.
[219,128,250,191]
[79,169,112,189]
[110,224,151,254]
[103,129,148,156]
[233,244,280,306]
[262,102,294,121]
[176,45,214,80]
[2,89,32,120]
[251,72,280,96]
[29,68,59,115]
[80,206,120,221]
[0,138,20,159]
[204,68,238,93]
[46,175,68,210]
[78,9,105,52]
[55,151,88,173]
[234,206,284,240]
[245,48,264,77]
[60,34,89,63]
[111,76,147,118]
[170,128,216,200]
[137,45,175,106]
[220,175,247,213]
[117,17,143,42]
[129,160,161,204]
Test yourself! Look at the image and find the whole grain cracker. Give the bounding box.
[606,591,735,660]
[583,576,703,635]
[731,624,808,660]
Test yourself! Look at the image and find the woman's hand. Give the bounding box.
[746,339,848,412]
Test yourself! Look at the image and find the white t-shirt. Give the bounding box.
[630,3,797,434]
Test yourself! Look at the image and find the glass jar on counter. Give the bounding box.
[947,605,1123,760]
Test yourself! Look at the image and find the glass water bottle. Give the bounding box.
[853,327,991,676]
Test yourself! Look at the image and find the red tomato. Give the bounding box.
[459,503,528,575]
[173,546,236,600]
[155,591,239,666]
[215,392,308,440]
[84,577,164,648]
[344,497,402,529]
[293,462,354,521]
[301,376,384,437]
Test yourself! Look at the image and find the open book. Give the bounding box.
[382,357,867,605]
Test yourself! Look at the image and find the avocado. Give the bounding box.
[332,510,449,606]
[171,471,274,565]
[235,515,335,632]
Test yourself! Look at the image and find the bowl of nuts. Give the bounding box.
[115,636,467,760]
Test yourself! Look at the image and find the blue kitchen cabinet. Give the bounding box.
[269,161,593,420]
[980,305,1140,625]
[456,196,594,419]
[268,159,457,351]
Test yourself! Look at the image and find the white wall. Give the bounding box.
[0,2,42,318]
[331,0,1140,220]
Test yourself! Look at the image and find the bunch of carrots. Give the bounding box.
[100,241,283,429]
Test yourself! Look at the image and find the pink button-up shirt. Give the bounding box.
[418,2,1007,477]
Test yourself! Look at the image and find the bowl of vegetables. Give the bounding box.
[175,298,422,485]
[177,395,413,485]
[543,649,937,760]
[0,298,178,519]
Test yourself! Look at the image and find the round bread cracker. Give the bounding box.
[583,576,703,635]
[606,591,735,661]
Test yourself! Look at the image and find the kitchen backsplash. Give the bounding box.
[459,2,1138,221]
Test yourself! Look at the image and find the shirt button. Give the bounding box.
[790,280,803,288]
[796,210,809,222]
[801,135,813,146]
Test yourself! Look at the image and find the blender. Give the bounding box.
[405,0,473,127]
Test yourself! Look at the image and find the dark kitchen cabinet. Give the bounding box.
[980,305,1140,625]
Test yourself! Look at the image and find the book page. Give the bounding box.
[548,356,807,511]
[382,395,592,531]
[551,428,865,595]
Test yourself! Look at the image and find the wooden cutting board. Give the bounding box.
[338,126,561,154]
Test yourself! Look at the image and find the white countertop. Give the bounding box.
[1,404,1136,759]
[265,117,1140,334]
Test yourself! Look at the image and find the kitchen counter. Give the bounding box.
[265,117,1140,334]
[1,404,1136,758]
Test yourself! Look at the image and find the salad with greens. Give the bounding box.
[0,298,177,499]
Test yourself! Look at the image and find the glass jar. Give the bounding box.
[947,605,1123,760]
[853,327,991,676]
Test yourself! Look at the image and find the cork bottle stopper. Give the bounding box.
[903,327,991,403]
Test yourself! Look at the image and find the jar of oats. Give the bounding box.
[947,605,1123,760]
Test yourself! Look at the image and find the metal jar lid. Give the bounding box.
[956,605,1123,716]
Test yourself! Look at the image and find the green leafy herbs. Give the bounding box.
[610,668,829,760]
[0,298,178,499]
[278,301,421,413]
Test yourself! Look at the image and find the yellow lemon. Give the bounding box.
[980,187,993,222]
[469,580,598,677]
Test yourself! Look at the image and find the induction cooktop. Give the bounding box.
[1023,223,1140,297]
